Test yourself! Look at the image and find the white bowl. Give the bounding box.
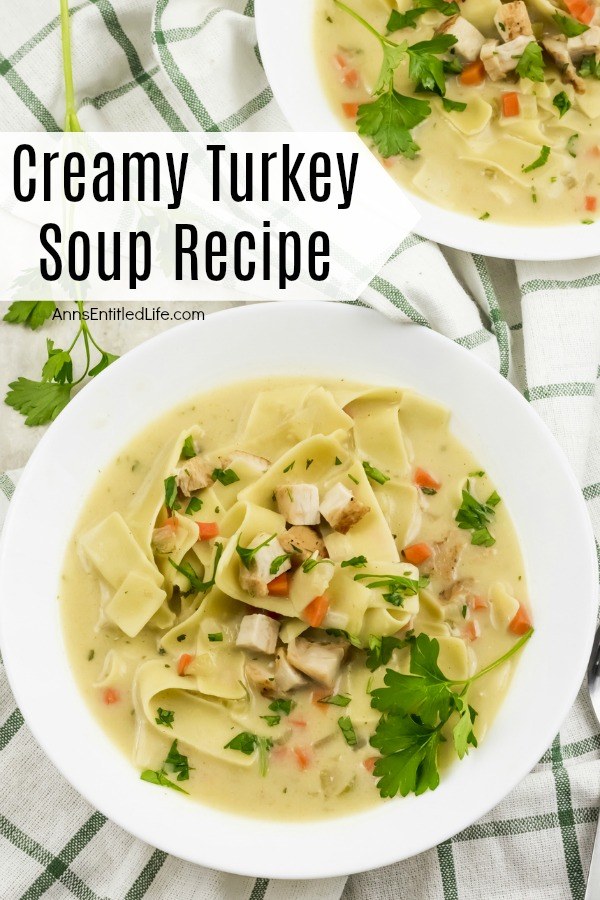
[254,0,600,261]
[0,303,596,879]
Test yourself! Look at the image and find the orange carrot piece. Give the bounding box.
[342,68,359,88]
[177,653,194,676]
[268,572,289,597]
[502,92,520,118]
[303,594,329,628]
[414,467,441,491]
[163,517,178,530]
[198,521,219,540]
[333,53,348,70]
[565,0,594,22]
[469,594,489,611]
[509,603,532,636]
[460,60,486,86]
[289,718,307,728]
[585,195,597,212]
[464,620,481,642]
[103,687,119,705]
[403,542,432,565]
[312,687,331,709]
[293,746,311,770]
[363,756,378,773]
[342,102,359,119]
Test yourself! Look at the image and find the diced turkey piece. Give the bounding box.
[287,638,345,688]
[481,35,535,81]
[220,450,270,473]
[275,483,320,526]
[238,532,292,597]
[567,26,600,62]
[437,15,486,62]
[176,456,214,496]
[151,523,177,555]
[236,613,279,655]
[278,525,327,562]
[542,36,586,93]
[494,2,533,42]
[245,659,275,694]
[274,648,307,692]
[319,483,370,534]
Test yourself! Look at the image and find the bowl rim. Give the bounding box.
[254,0,600,261]
[0,302,597,879]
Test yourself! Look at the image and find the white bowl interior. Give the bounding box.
[0,303,596,879]
[254,0,600,261]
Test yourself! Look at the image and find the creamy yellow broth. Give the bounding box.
[315,0,600,225]
[61,377,531,820]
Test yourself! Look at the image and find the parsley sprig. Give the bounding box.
[225,732,273,776]
[387,0,459,32]
[169,541,224,595]
[140,739,191,794]
[354,572,429,606]
[455,482,501,547]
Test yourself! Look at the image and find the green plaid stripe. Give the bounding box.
[551,736,586,900]
[521,274,600,295]
[525,382,596,401]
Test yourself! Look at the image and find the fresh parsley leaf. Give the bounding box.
[553,12,589,36]
[185,497,203,516]
[354,572,429,606]
[553,91,572,118]
[236,533,277,570]
[283,460,295,473]
[471,527,495,547]
[302,556,334,573]
[3,300,56,330]
[165,739,191,781]
[319,694,351,707]
[88,350,118,378]
[362,461,390,485]
[580,55,600,79]
[181,435,196,459]
[140,768,189,794]
[522,145,550,173]
[270,553,292,575]
[370,714,443,796]
[212,467,240,486]
[387,0,458,31]
[164,475,180,512]
[5,378,72,426]
[334,456,342,466]
[268,698,295,715]
[348,473,360,485]
[260,715,281,727]
[341,555,368,568]
[357,89,431,159]
[407,35,457,95]
[208,632,223,642]
[442,97,467,112]
[515,42,545,82]
[371,651,455,726]
[155,708,175,728]
[365,634,408,671]
[41,339,73,384]
[224,732,273,776]
[324,628,363,648]
[453,701,478,759]
[455,483,500,546]
[169,541,223,595]
[305,458,314,469]
[338,715,358,746]
[567,132,579,157]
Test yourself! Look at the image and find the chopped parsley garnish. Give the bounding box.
[479,212,490,221]
[184,497,203,516]
[140,769,188,794]
[522,145,550,173]
[341,555,368,568]
[579,55,600,79]
[163,475,180,512]
[362,461,390,485]
[325,628,363,648]
[421,486,437,495]
[224,732,273,776]
[368,631,532,797]
[306,458,314,469]
[302,556,334,574]
[348,473,359,485]
[169,541,224,594]
[469,470,485,478]
[155,707,175,728]
[567,133,579,158]
[208,632,223,642]
[338,716,358,747]
[140,739,191,793]
[387,0,458,31]
[181,436,196,459]
[212,467,240,486]
[176,634,186,642]
[366,634,409,671]
[461,604,467,619]
[334,456,342,466]
[318,694,351,707]
[236,533,277,569]
[442,97,467,113]
[268,698,295,715]
[515,42,544,82]
[553,12,589,36]
[455,482,501,547]
[407,34,458,96]
[283,461,295,473]
[87,649,95,661]
[354,572,429,606]
[260,715,281,727]
[270,553,292,575]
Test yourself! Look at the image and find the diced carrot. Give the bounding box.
[312,687,331,709]
[163,517,177,530]
[333,53,348,71]
[177,653,194,676]
[303,594,329,628]
[103,687,119,705]
[588,146,600,158]
[460,59,486,86]
[502,92,520,118]
[469,594,489,611]
[271,745,290,761]
[342,102,359,119]
[509,603,532,636]
[293,746,312,770]
[268,572,289,597]
[585,195,597,212]
[198,521,219,540]
[363,756,378,774]
[464,620,481,642]
[403,542,432,565]
[414,467,441,491]
[289,718,307,728]
[342,68,359,88]
[565,0,594,22]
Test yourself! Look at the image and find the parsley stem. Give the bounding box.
[333,0,387,44]
[59,0,83,132]
[449,628,533,687]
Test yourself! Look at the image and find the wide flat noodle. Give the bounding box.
[105,571,167,637]
[80,512,162,589]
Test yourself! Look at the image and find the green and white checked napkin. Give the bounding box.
[1,0,600,897]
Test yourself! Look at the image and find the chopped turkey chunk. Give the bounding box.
[494,2,533,42]
[287,638,345,688]
[236,613,280,655]
[542,36,585,93]
[274,648,307,692]
[481,34,535,80]
[151,523,177,555]
[176,456,214,496]
[275,483,320,525]
[220,450,270,472]
[437,15,485,62]
[319,483,370,534]
[239,532,292,597]
[567,26,600,62]
[245,659,275,694]
[278,525,327,562]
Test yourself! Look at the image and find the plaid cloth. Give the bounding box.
[0,0,600,897]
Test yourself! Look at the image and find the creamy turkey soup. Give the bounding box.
[315,0,600,225]
[61,378,532,820]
